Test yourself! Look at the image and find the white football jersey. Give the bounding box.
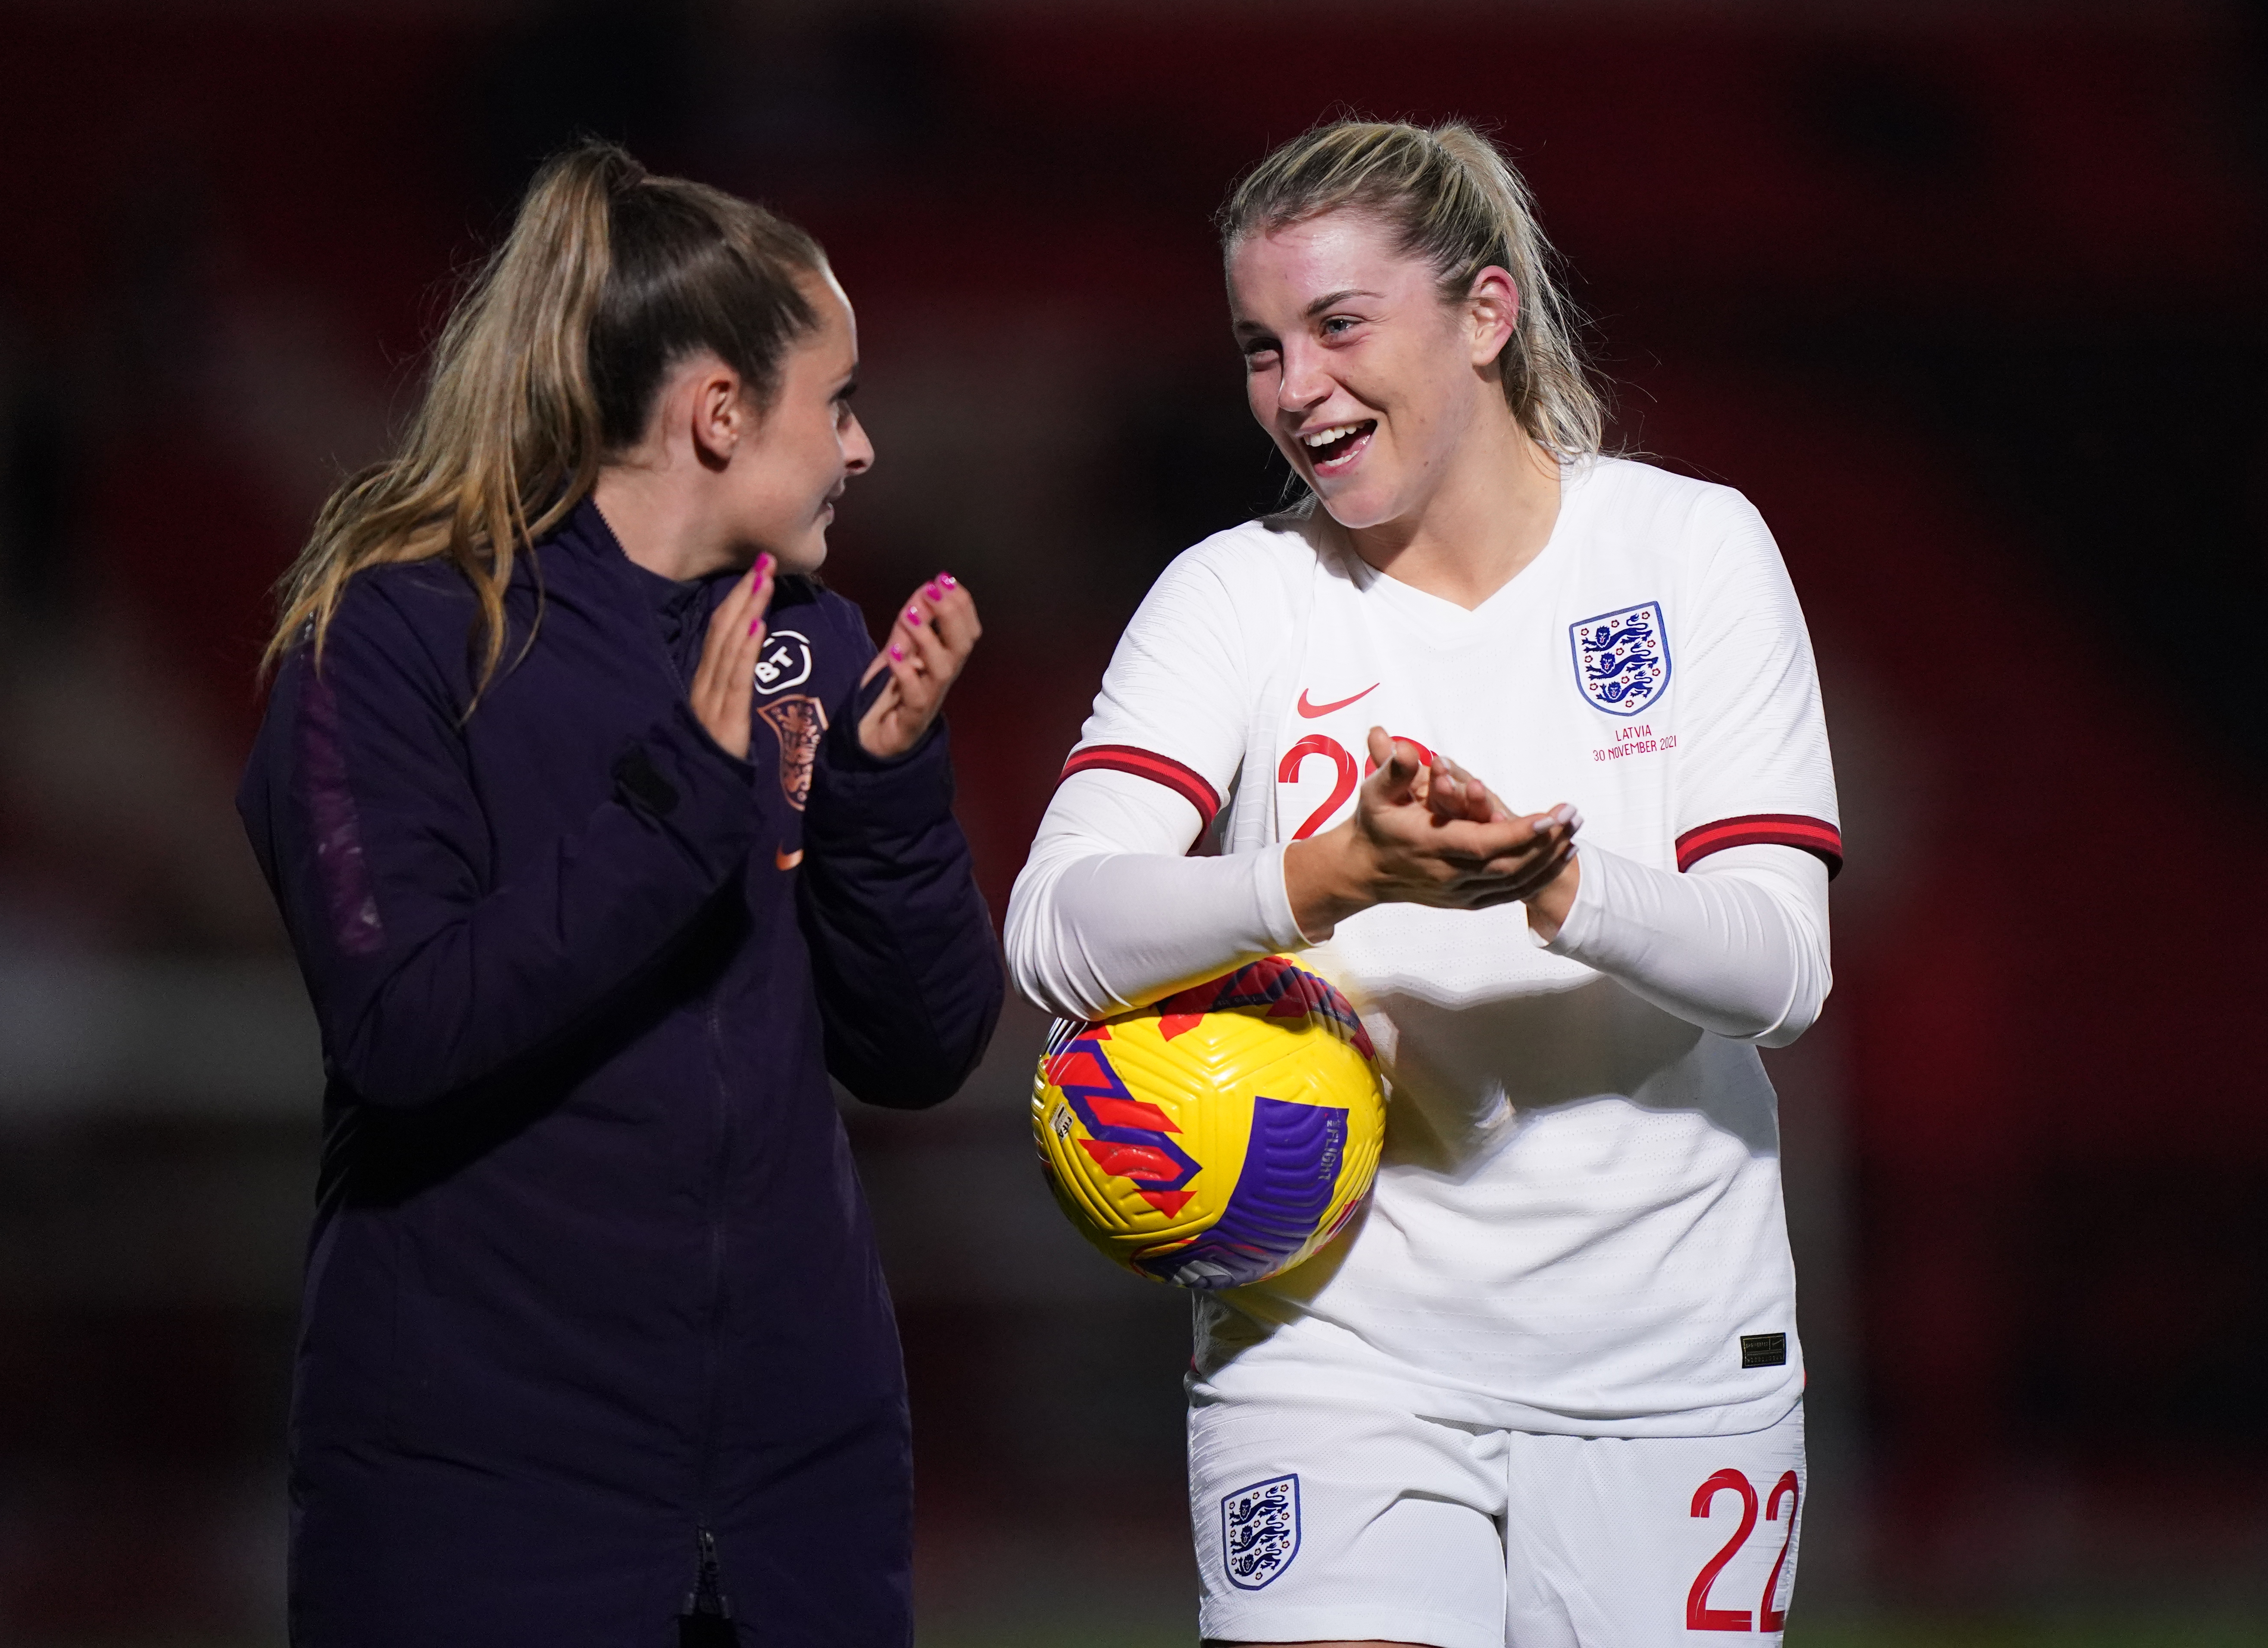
[1061,456,1840,1438]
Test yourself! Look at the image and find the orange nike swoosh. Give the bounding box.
[775,846,804,871]
[1296,683,1379,718]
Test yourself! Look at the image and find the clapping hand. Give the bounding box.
[858,572,981,759]
[688,552,778,760]
[1285,727,1581,939]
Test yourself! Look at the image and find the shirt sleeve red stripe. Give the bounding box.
[1060,744,1222,827]
[1675,814,1843,879]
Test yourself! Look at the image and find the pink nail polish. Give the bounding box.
[755,552,773,574]
[889,643,904,661]
[748,617,762,636]
[937,572,956,590]
[923,582,941,600]
[906,607,924,625]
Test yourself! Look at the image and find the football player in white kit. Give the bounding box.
[1005,121,1838,1647]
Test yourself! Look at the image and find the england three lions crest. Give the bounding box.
[1220,1473,1300,1590]
[756,694,827,811]
[1570,600,1671,717]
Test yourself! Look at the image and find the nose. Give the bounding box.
[842,409,875,475]
[1276,341,1332,416]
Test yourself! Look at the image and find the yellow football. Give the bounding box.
[1031,955,1385,1289]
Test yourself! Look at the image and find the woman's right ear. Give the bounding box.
[687,363,749,467]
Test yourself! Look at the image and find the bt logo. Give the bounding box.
[752,629,813,695]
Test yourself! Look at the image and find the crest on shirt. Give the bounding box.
[1570,600,1671,717]
[756,693,826,811]
[752,628,814,696]
[1221,1473,1300,1590]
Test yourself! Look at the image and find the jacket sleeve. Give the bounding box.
[798,662,1004,1111]
[239,579,761,1108]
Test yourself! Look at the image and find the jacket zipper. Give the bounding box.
[661,571,738,1627]
[685,990,734,1623]
[683,1525,732,1622]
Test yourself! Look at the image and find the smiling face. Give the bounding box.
[724,265,873,574]
[1228,209,1516,533]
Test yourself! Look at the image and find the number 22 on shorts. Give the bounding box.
[1686,1468,1799,1632]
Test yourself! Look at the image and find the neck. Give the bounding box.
[1342,409,1562,611]
[591,459,744,583]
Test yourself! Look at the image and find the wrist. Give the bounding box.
[1524,851,1581,943]
[1285,822,1376,940]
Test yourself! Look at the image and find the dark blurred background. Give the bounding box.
[1,1,2265,1643]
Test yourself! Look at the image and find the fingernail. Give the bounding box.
[748,617,762,636]
[923,581,941,600]
[755,552,773,574]
[937,571,957,589]
[906,606,924,625]
[889,643,904,661]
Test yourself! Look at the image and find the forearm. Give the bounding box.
[1009,848,1305,1022]
[1005,770,1305,1022]
[801,711,1003,1106]
[317,704,759,1105]
[1539,842,1831,1046]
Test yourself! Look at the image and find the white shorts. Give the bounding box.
[1190,1395,1805,1648]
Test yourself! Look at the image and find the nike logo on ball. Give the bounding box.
[1297,684,1378,717]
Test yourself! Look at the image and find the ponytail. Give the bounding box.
[265,142,824,698]
[1218,120,1605,461]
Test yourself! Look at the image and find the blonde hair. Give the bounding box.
[1218,119,1604,459]
[265,142,824,695]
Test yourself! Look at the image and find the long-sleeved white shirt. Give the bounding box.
[1009,457,1841,1439]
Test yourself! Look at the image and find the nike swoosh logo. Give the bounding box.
[775,846,804,871]
[1296,683,1379,718]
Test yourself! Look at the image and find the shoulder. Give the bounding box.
[1578,456,1767,544]
[262,560,480,737]
[338,556,478,622]
[321,559,481,680]
[1108,517,1324,692]
[1574,457,1787,597]
[1078,522,1309,754]
[1175,513,1320,582]
[1140,515,1318,626]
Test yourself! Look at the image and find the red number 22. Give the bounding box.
[1686,1467,1799,1632]
[1277,732,1439,841]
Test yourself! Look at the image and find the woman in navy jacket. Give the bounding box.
[237,144,1002,1647]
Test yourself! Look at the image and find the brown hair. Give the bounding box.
[264,141,825,693]
[1218,119,1604,459]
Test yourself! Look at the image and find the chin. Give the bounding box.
[1312,481,1403,531]
[775,532,830,577]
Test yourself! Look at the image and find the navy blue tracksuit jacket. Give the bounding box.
[237,499,1003,1646]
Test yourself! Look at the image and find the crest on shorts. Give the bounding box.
[755,693,826,811]
[752,628,814,696]
[1221,1473,1300,1590]
[1570,600,1671,717]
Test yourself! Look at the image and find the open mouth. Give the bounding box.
[1299,419,1376,475]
